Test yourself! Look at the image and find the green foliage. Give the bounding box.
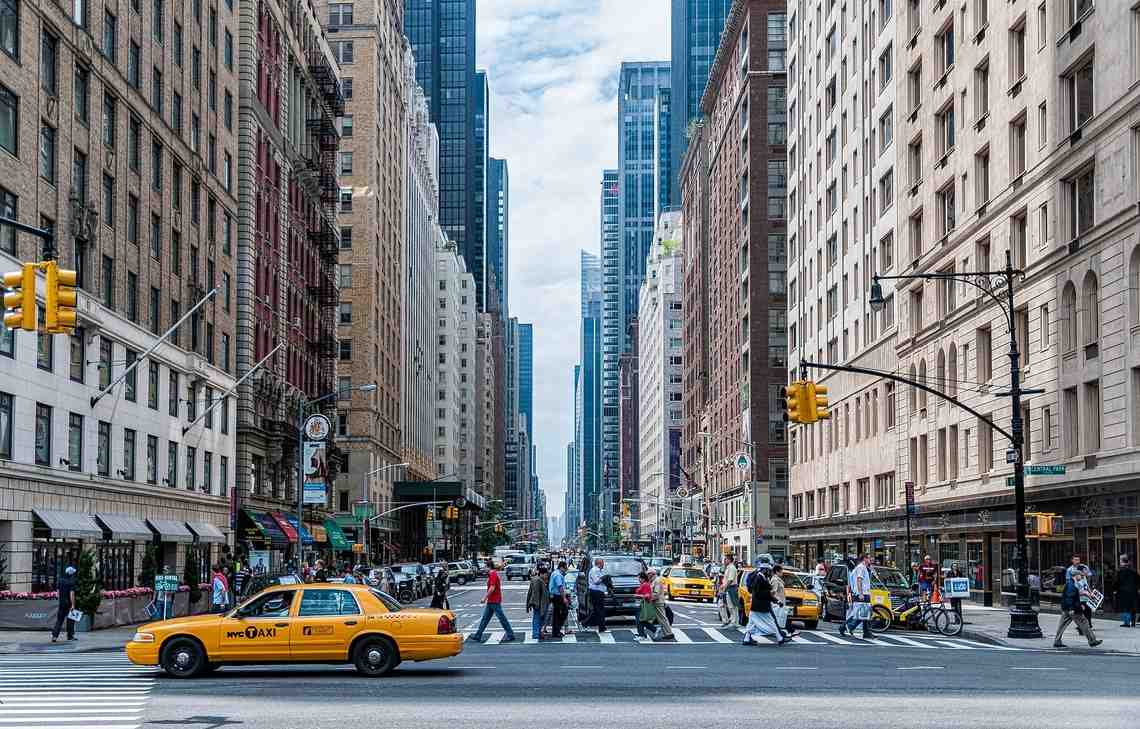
[139,545,158,588]
[478,501,510,554]
[74,550,102,616]
[0,544,8,591]
[184,549,202,605]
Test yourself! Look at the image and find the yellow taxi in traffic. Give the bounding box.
[661,566,716,602]
[126,583,461,678]
[736,567,822,629]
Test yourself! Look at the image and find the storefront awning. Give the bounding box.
[94,513,153,541]
[306,523,328,543]
[186,521,226,544]
[146,519,195,543]
[241,509,289,548]
[34,509,103,540]
[269,512,299,543]
[282,514,314,545]
[323,518,352,551]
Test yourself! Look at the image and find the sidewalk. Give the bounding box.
[0,625,136,654]
[961,605,1140,655]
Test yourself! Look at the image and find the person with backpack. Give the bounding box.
[741,566,788,645]
[1053,565,1102,648]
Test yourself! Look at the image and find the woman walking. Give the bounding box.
[635,572,657,641]
[430,563,450,609]
[648,568,675,641]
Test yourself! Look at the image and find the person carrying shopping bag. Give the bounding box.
[635,572,657,640]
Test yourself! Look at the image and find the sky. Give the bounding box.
[476,0,670,522]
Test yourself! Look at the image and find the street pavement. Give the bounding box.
[3,579,1136,728]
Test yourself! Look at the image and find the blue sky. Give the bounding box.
[477,0,670,520]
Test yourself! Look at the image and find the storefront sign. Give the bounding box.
[944,577,971,598]
[352,543,365,553]
[303,441,328,505]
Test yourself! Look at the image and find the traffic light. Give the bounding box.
[784,381,811,424]
[2,263,36,332]
[810,382,830,421]
[621,502,630,518]
[44,261,78,333]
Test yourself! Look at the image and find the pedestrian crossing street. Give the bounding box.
[0,653,156,729]
[460,626,1024,651]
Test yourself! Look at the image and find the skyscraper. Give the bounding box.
[404,1,485,306]
[518,323,534,446]
[471,71,490,311]
[578,251,603,536]
[669,0,732,207]
[487,159,510,320]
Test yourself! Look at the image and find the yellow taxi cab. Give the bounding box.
[736,567,822,629]
[126,582,461,678]
[661,566,715,602]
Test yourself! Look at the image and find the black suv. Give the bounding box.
[583,555,646,617]
[821,563,912,620]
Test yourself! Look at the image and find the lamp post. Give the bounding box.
[297,383,377,571]
[869,250,1042,639]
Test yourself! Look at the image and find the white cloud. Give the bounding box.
[477,0,669,521]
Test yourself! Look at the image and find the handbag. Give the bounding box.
[638,600,657,623]
[854,601,873,621]
[67,608,84,623]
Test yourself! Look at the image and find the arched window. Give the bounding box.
[1082,271,1099,346]
[936,349,947,404]
[1130,246,1140,327]
[1061,282,1078,352]
[909,364,918,413]
[947,343,958,398]
[918,359,928,411]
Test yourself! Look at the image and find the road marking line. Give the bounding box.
[451,666,498,669]
[811,632,857,645]
[485,631,504,645]
[949,638,1022,651]
[1010,666,1064,670]
[598,630,616,644]
[771,666,819,670]
[670,628,693,643]
[0,709,145,715]
[0,718,142,724]
[665,666,706,670]
[933,641,973,650]
[0,700,149,706]
[701,627,733,643]
[562,633,578,643]
[897,666,945,670]
[877,635,939,649]
[559,665,602,669]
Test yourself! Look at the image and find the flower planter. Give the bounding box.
[0,599,59,630]
[1,584,213,630]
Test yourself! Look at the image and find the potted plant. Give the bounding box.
[73,550,102,632]
[184,550,202,607]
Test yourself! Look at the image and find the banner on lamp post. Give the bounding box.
[303,441,329,505]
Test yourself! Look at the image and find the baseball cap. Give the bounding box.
[64,566,77,575]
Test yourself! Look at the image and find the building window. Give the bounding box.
[34,403,51,465]
[1084,380,1101,453]
[123,428,136,480]
[1065,165,1095,240]
[41,31,58,95]
[39,124,56,183]
[69,329,85,382]
[1010,114,1027,178]
[936,102,955,157]
[936,22,955,76]
[67,413,82,471]
[96,420,110,476]
[937,182,956,238]
[1009,19,1026,84]
[186,445,196,490]
[168,370,178,417]
[36,312,52,371]
[166,441,177,486]
[124,349,137,401]
[975,148,990,206]
[1065,58,1094,135]
[334,40,353,64]
[146,435,158,484]
[1,0,19,61]
[0,84,17,157]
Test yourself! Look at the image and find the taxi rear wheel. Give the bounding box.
[353,637,399,677]
[161,638,206,679]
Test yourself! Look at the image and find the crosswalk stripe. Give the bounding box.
[878,634,939,649]
[701,627,732,643]
[934,640,973,650]
[561,633,578,643]
[523,631,539,644]
[0,654,153,727]
[598,630,616,644]
[947,638,1021,651]
[810,631,859,645]
[0,708,145,715]
[485,631,505,645]
[670,628,693,643]
[0,700,150,706]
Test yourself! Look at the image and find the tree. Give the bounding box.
[184,548,202,605]
[139,545,158,588]
[478,502,510,554]
[74,549,102,617]
[0,544,8,591]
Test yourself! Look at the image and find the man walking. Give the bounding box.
[526,565,551,640]
[471,561,517,642]
[210,564,230,614]
[741,566,786,645]
[917,554,939,596]
[548,561,569,639]
[1116,555,1138,628]
[841,554,874,639]
[587,557,608,633]
[648,568,675,641]
[1054,566,1102,648]
[720,555,740,627]
[50,564,78,643]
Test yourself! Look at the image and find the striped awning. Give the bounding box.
[186,521,226,544]
[33,509,103,540]
[94,513,153,541]
[145,518,195,543]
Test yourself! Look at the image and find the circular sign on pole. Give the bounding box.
[676,487,689,498]
[303,414,332,441]
[455,497,467,508]
[734,452,752,471]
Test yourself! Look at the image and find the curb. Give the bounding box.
[0,643,125,655]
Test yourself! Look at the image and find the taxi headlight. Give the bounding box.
[132,631,156,643]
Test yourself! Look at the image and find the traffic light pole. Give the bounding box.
[0,215,54,260]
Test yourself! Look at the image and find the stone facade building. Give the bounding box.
[1,0,238,590]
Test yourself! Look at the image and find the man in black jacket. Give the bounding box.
[50,565,78,643]
[741,567,788,646]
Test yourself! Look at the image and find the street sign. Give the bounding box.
[352,543,364,553]
[352,501,375,520]
[734,452,752,471]
[154,574,179,593]
[1006,449,1018,464]
[1025,464,1066,475]
[944,577,970,598]
[905,480,916,515]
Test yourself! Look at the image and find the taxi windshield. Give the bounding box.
[873,568,910,589]
[781,572,807,590]
[671,568,707,579]
[369,589,403,612]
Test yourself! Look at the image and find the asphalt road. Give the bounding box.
[23,577,1134,729]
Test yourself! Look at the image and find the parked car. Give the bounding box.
[474,558,491,576]
[820,563,912,621]
[391,563,431,599]
[448,561,475,584]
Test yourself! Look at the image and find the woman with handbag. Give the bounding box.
[648,568,675,641]
[634,572,657,640]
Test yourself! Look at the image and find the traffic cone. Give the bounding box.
[932,584,942,604]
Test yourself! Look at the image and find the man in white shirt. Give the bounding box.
[587,558,608,632]
[841,554,874,639]
[720,556,740,627]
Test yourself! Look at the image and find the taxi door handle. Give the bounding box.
[275,623,289,628]
[344,620,358,626]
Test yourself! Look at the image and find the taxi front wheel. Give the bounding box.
[161,638,206,678]
[353,636,399,677]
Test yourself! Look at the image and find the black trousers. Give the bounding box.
[52,603,75,639]
[588,591,607,630]
[550,597,567,635]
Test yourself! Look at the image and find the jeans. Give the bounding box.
[588,590,607,630]
[472,602,515,640]
[530,606,545,639]
[51,603,75,640]
[724,587,740,625]
[1121,611,1134,627]
[550,596,567,636]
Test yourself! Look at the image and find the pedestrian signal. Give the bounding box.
[2,263,36,331]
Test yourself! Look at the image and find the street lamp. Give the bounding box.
[296,382,377,570]
[867,250,1042,639]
